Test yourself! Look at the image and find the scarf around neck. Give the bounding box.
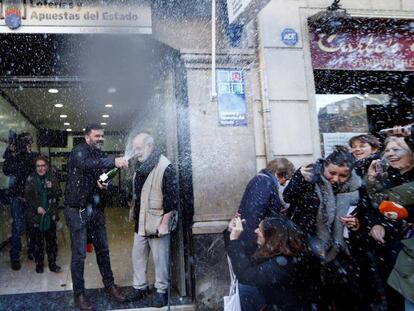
[35,174,51,232]
[315,170,362,262]
[135,145,161,177]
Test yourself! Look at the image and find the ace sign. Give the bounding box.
[281,28,299,46]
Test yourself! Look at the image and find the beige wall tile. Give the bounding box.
[264,48,308,101]
[270,101,315,155]
[402,0,414,10]
[186,69,257,221]
[372,0,401,10]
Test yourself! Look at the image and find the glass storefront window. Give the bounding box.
[316,94,389,156]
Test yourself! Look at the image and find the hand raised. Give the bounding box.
[300,162,314,182]
[115,157,128,169]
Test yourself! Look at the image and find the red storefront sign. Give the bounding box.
[309,24,414,71]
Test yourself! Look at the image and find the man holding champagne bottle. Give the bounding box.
[64,123,128,311]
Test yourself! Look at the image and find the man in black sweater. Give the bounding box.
[64,123,127,311]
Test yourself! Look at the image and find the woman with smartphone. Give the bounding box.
[283,146,369,310]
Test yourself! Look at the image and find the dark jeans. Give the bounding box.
[30,223,57,266]
[10,197,32,262]
[64,206,114,297]
[239,283,266,311]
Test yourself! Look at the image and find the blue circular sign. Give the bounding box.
[5,7,21,30]
[5,14,21,30]
[281,28,299,46]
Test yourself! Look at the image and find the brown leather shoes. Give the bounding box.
[74,294,93,311]
[105,285,126,302]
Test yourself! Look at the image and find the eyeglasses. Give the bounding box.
[36,164,47,168]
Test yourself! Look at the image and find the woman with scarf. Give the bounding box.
[348,134,381,178]
[284,145,369,310]
[25,155,62,273]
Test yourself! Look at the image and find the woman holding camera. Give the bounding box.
[224,215,312,311]
[367,136,414,240]
[366,136,414,310]
[283,146,369,310]
[25,155,62,273]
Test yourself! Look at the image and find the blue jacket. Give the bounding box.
[238,169,282,243]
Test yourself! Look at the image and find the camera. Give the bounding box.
[307,159,324,183]
[9,131,33,154]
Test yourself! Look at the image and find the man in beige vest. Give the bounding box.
[129,133,178,308]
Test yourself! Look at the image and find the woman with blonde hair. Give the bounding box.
[366,135,414,310]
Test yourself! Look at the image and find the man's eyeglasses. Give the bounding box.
[36,164,47,168]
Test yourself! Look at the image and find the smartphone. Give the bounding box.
[375,158,389,175]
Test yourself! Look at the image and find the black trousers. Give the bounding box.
[319,253,370,311]
[30,223,57,266]
[64,206,114,297]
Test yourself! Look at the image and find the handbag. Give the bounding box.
[224,256,242,311]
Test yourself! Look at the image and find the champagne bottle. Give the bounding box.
[98,167,119,183]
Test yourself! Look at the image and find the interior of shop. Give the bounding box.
[0,33,189,308]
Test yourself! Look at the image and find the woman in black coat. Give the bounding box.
[348,134,381,178]
[224,215,313,311]
[25,155,62,273]
[283,146,370,310]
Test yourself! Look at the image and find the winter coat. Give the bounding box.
[354,152,381,179]
[25,173,62,228]
[366,166,414,239]
[387,236,414,303]
[283,165,369,261]
[224,230,312,311]
[64,142,114,208]
[238,169,282,243]
[284,167,368,232]
[3,148,38,197]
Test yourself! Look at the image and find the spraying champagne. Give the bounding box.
[98,167,119,183]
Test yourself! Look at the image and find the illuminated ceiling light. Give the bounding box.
[105,104,113,108]
[102,114,109,118]
[60,114,67,118]
[66,128,72,132]
[48,88,59,94]
[64,122,70,126]
[82,128,86,131]
[107,87,117,94]
[54,104,63,108]
[100,122,107,126]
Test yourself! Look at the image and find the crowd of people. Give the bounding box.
[227,127,414,311]
[2,121,414,311]
[1,124,178,310]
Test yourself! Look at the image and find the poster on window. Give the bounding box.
[322,132,364,156]
[217,69,247,126]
